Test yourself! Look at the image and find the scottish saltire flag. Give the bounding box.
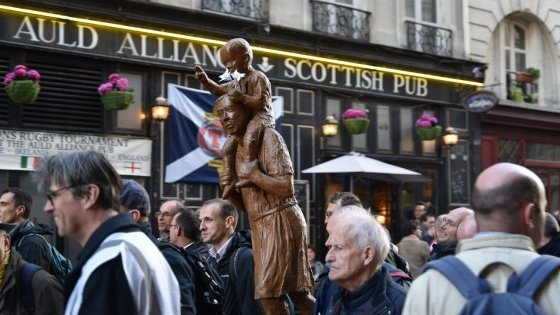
[164,83,284,184]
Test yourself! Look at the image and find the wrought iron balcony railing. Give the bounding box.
[405,21,452,57]
[311,0,371,41]
[202,0,269,21]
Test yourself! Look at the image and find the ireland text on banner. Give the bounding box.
[164,83,283,184]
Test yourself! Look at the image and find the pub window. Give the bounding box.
[448,108,468,131]
[325,97,342,147]
[297,89,315,115]
[275,87,294,113]
[400,107,414,154]
[420,109,436,155]
[376,105,392,152]
[116,71,144,131]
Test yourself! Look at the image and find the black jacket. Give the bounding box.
[538,233,560,257]
[64,214,143,314]
[214,230,264,315]
[138,221,197,315]
[429,241,457,261]
[10,220,56,276]
[313,266,407,315]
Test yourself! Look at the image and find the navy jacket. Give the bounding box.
[214,231,264,315]
[314,266,407,315]
[10,220,56,276]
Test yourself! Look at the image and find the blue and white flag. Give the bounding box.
[164,83,283,184]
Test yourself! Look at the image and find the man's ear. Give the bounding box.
[83,184,100,210]
[225,215,235,229]
[522,203,537,229]
[15,205,26,218]
[129,209,141,222]
[363,246,375,266]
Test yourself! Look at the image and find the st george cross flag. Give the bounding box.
[164,83,283,184]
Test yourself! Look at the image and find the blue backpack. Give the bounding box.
[424,255,560,315]
[18,234,72,284]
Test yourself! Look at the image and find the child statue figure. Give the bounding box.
[195,39,315,315]
[195,38,275,198]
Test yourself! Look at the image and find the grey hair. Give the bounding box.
[33,151,121,211]
[331,207,389,270]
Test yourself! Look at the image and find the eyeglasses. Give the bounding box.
[46,186,76,204]
[169,224,179,229]
[155,212,172,218]
[442,217,458,228]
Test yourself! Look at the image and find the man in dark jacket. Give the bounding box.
[34,151,180,314]
[0,187,56,275]
[314,206,407,315]
[199,198,264,315]
[0,222,64,315]
[119,179,196,315]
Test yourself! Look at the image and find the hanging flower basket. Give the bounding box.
[343,118,370,134]
[416,125,442,141]
[5,80,41,104]
[98,72,134,110]
[101,91,134,110]
[3,65,41,104]
[342,108,370,134]
[415,114,441,141]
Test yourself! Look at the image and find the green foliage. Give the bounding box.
[525,67,540,79]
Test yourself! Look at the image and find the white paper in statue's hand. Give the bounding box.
[230,70,245,81]
[219,69,232,82]
[219,70,246,82]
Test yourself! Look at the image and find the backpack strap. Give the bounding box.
[423,256,491,299]
[19,263,41,306]
[508,255,560,297]
[229,247,248,283]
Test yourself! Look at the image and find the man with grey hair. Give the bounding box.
[34,151,180,314]
[404,163,560,314]
[314,206,407,314]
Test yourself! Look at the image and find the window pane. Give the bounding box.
[514,25,525,49]
[117,72,143,130]
[421,0,436,23]
[505,21,510,47]
[515,52,526,72]
[405,0,415,18]
[505,49,511,70]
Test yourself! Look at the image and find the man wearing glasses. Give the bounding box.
[157,199,184,242]
[429,207,474,261]
[34,151,180,315]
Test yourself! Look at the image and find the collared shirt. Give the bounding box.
[183,242,194,250]
[209,235,233,262]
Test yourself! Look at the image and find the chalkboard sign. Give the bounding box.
[448,140,470,205]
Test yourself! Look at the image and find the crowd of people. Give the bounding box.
[0,152,559,314]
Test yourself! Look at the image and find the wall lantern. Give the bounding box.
[152,96,170,121]
[442,127,459,147]
[322,115,339,137]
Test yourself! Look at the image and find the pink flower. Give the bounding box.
[98,82,114,96]
[3,65,41,86]
[415,114,439,128]
[342,108,367,120]
[116,78,128,91]
[14,68,27,77]
[26,70,40,82]
[108,73,120,82]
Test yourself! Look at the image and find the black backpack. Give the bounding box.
[424,255,560,315]
[181,248,224,314]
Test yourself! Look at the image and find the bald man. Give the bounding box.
[430,207,473,260]
[404,163,560,315]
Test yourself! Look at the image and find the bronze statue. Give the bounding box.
[195,38,314,315]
